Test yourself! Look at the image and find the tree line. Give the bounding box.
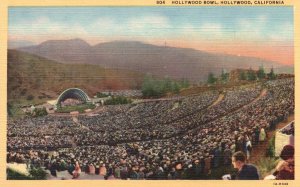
[142,75,190,97]
[207,66,277,84]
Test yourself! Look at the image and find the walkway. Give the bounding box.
[250,114,294,164]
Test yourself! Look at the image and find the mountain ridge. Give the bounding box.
[17,38,285,82]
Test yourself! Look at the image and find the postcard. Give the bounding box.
[0,0,298,187]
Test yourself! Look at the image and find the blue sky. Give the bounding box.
[8,6,294,64]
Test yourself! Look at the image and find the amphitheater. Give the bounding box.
[7,78,294,180]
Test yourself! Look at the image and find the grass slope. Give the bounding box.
[8,49,143,105]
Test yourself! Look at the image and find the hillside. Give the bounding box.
[7,49,143,104]
[18,39,283,82]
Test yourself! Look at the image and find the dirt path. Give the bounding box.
[208,94,224,108]
[241,88,267,110]
[250,114,294,164]
[252,89,267,103]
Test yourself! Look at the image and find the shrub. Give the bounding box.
[256,157,279,179]
[29,167,47,180]
[7,167,47,180]
[7,168,32,180]
[104,96,132,105]
[207,72,217,84]
[34,107,48,117]
[142,75,189,97]
[266,135,276,157]
[96,92,109,98]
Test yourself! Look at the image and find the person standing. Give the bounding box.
[204,155,211,176]
[114,164,121,178]
[50,160,57,177]
[255,126,260,145]
[99,163,107,176]
[259,128,266,144]
[231,151,259,180]
[89,163,95,174]
[72,161,81,179]
[245,137,252,161]
[223,145,232,166]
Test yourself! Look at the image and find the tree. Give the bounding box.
[142,75,186,97]
[141,75,155,97]
[96,92,109,98]
[268,67,276,80]
[164,76,172,92]
[29,167,47,180]
[247,69,257,81]
[257,65,266,80]
[32,107,48,117]
[172,82,180,94]
[104,96,132,105]
[221,69,229,83]
[239,71,247,80]
[207,72,217,84]
[180,78,190,88]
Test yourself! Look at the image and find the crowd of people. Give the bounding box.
[7,78,294,179]
[280,121,294,136]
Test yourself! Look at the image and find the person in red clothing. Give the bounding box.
[72,161,81,179]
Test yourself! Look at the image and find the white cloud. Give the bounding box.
[35,16,51,25]
[199,23,224,36]
[127,15,170,30]
[9,16,91,41]
[83,15,171,39]
[179,22,227,41]
[235,15,293,43]
[268,22,293,42]
[236,15,268,40]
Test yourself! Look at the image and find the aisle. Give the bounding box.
[250,114,294,164]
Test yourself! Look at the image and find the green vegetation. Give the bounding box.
[268,67,277,80]
[247,69,257,81]
[104,96,132,105]
[266,135,276,158]
[220,69,229,83]
[206,68,270,84]
[238,67,277,82]
[207,70,228,84]
[142,75,190,97]
[56,103,95,113]
[7,102,27,119]
[179,78,190,88]
[207,72,217,84]
[239,71,247,80]
[7,167,47,180]
[96,92,110,98]
[7,168,32,180]
[31,107,48,117]
[29,167,48,180]
[257,65,266,80]
[256,157,279,179]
